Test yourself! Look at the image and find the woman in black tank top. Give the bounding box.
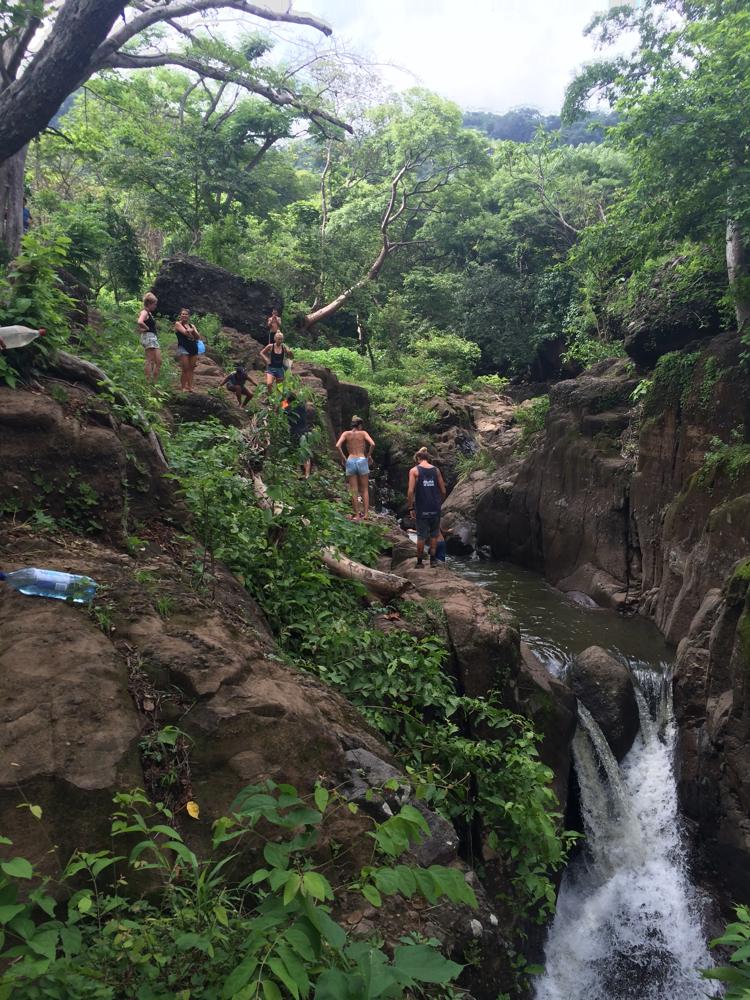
[260,332,294,391]
[137,292,162,384]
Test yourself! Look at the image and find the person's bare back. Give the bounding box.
[340,429,370,458]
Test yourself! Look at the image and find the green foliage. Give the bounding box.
[0,227,74,386]
[455,449,497,482]
[76,295,172,428]
[167,414,572,916]
[703,904,750,998]
[0,783,469,998]
[515,396,550,451]
[474,374,509,392]
[640,351,699,417]
[699,429,750,486]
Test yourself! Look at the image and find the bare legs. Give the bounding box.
[144,347,162,384]
[178,354,191,391]
[357,473,370,518]
[347,474,370,519]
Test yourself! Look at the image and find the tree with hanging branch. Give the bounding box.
[0,0,351,259]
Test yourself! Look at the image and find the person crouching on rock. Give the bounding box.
[174,307,201,392]
[220,364,251,407]
[137,292,161,384]
[260,331,292,392]
[336,416,375,520]
[407,447,446,568]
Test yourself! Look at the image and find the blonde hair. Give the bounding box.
[144,292,157,306]
[414,447,431,463]
[274,331,284,343]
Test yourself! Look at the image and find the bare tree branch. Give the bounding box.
[92,0,332,68]
[101,50,352,132]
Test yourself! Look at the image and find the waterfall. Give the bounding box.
[535,670,719,1000]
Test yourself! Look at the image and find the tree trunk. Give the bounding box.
[0,146,28,259]
[726,217,750,333]
[0,0,126,165]
[303,242,389,329]
[320,547,410,599]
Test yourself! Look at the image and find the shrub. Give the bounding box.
[0,784,471,998]
[702,904,750,998]
[515,395,550,451]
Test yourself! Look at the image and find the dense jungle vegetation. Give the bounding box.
[1,0,750,996]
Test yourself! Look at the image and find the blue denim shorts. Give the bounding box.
[345,456,369,476]
[267,366,285,380]
[415,512,440,541]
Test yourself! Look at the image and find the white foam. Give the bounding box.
[535,676,719,1000]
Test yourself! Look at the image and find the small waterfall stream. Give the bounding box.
[450,556,719,998]
[535,673,718,1000]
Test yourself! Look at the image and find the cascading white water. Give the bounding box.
[535,671,719,1000]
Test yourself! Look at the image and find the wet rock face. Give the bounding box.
[454,333,750,636]
[674,561,750,905]
[473,357,640,605]
[152,255,282,343]
[568,646,639,761]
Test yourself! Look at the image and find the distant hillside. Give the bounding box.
[463,107,618,146]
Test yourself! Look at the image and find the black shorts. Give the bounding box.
[415,512,440,541]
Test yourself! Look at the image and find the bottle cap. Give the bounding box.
[0,572,5,580]
[38,329,46,336]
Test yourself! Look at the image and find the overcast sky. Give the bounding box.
[298,0,608,115]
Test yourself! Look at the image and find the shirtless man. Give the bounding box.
[336,416,375,520]
[266,308,282,340]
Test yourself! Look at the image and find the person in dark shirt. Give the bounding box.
[22,198,31,232]
[220,364,251,407]
[407,446,447,567]
[284,391,314,478]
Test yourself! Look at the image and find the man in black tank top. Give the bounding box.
[407,446,447,567]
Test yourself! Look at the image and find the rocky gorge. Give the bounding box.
[0,250,748,995]
[433,329,750,910]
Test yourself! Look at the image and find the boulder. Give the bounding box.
[0,376,174,546]
[391,539,576,813]
[568,646,639,760]
[152,255,282,342]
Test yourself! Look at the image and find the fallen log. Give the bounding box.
[320,547,410,599]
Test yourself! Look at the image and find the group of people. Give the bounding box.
[137,293,204,391]
[336,417,447,567]
[137,296,291,397]
[137,296,446,564]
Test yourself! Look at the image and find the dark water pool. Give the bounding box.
[449,557,674,675]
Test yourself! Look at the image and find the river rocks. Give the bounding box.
[569,646,639,760]
[674,560,750,905]
[391,539,577,813]
[152,254,282,342]
[380,388,519,503]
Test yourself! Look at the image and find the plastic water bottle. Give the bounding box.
[197,339,206,355]
[0,568,97,603]
[0,325,46,349]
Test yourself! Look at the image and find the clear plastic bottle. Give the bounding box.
[0,568,97,603]
[0,325,46,349]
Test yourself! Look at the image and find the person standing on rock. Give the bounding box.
[260,331,292,391]
[174,308,201,392]
[266,308,282,341]
[336,416,375,520]
[407,447,447,568]
[137,292,161,384]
